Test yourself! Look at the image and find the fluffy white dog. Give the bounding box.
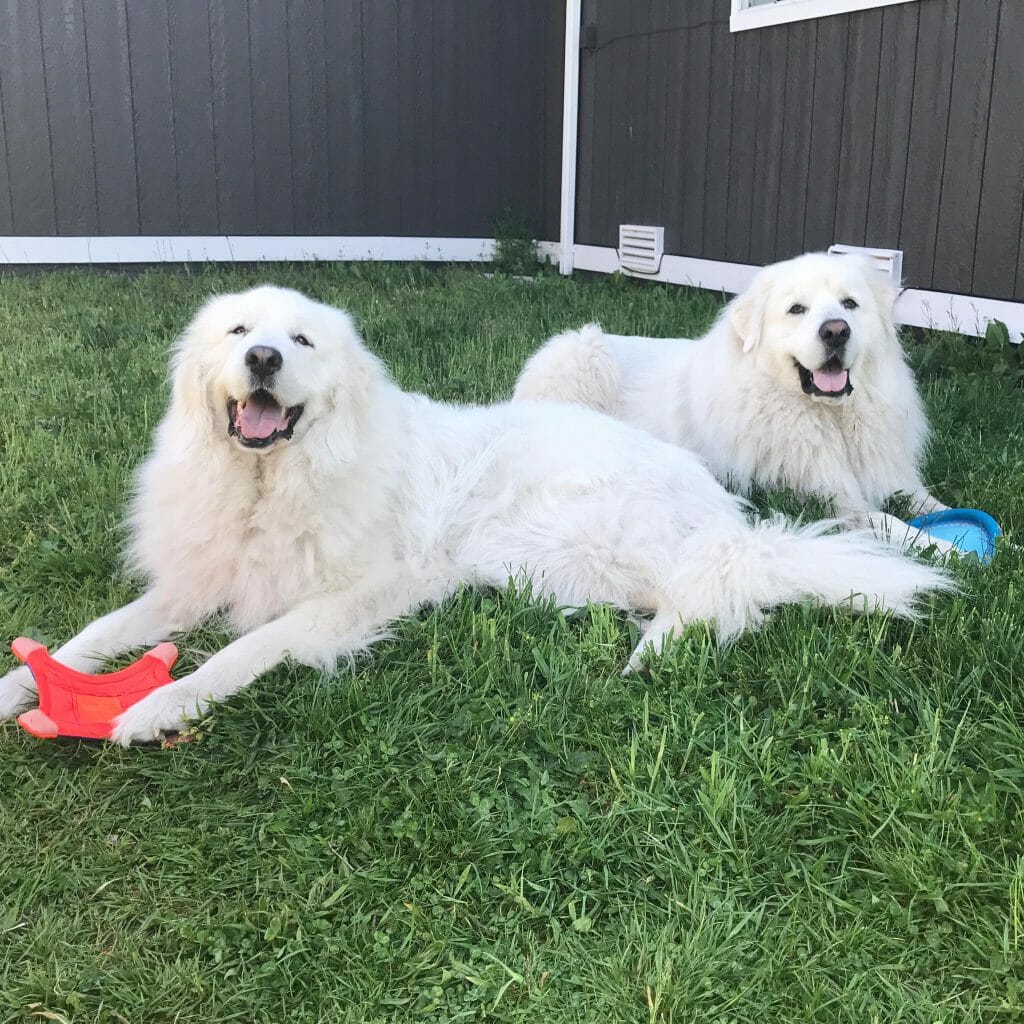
[0,286,949,744]
[514,253,947,534]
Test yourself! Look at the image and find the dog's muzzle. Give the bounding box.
[796,357,854,398]
[227,391,304,448]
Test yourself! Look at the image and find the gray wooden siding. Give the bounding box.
[576,0,1024,301]
[0,0,563,241]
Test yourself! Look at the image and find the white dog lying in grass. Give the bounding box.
[514,253,948,545]
[0,286,950,744]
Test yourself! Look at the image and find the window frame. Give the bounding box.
[730,0,919,33]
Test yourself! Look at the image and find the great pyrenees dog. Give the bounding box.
[0,286,949,744]
[514,253,947,539]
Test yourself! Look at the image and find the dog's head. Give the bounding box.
[170,285,376,453]
[726,252,899,403]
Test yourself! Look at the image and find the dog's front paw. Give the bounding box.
[0,666,38,719]
[111,682,205,746]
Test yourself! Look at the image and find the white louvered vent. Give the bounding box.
[618,224,664,276]
[828,244,903,285]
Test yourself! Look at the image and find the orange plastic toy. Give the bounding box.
[11,637,178,740]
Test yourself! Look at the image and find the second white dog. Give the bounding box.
[514,253,947,529]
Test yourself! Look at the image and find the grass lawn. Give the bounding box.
[1,262,1023,1024]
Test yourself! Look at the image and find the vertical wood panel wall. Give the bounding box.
[577,0,1024,300]
[0,0,564,241]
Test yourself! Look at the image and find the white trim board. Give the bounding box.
[894,289,1024,344]
[558,0,583,276]
[535,241,560,264]
[3,234,1019,342]
[0,236,499,265]
[571,244,1024,342]
[730,0,918,33]
[573,244,761,295]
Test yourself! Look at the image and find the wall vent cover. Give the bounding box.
[618,224,664,275]
[828,244,904,285]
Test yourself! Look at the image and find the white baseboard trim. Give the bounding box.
[892,289,1024,343]
[0,235,499,265]
[571,244,1024,342]
[3,235,1019,342]
[535,241,560,263]
[573,244,759,295]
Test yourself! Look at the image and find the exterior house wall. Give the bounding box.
[0,0,565,242]
[2,0,1020,307]
[575,0,1023,301]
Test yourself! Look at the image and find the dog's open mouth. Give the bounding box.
[796,357,854,398]
[227,391,303,448]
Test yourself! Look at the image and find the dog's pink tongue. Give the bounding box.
[238,397,287,439]
[811,367,849,394]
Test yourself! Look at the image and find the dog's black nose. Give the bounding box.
[245,345,282,379]
[818,319,851,349]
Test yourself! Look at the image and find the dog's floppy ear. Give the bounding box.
[727,274,770,354]
[311,307,388,466]
[168,322,217,437]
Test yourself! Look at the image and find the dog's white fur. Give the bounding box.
[514,253,947,537]
[0,286,949,744]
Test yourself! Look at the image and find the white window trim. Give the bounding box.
[731,0,918,33]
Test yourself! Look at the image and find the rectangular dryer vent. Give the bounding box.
[828,244,904,285]
[618,224,664,276]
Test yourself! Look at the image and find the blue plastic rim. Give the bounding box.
[905,508,1002,564]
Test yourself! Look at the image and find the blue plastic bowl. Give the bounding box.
[905,508,1002,564]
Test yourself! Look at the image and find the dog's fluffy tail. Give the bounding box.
[512,323,620,414]
[633,518,952,667]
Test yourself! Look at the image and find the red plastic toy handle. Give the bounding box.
[146,643,178,669]
[10,637,179,741]
[12,637,177,671]
[11,637,45,662]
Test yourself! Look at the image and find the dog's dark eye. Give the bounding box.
[293,334,313,348]
[788,304,807,316]
[841,297,859,310]
[230,324,247,335]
